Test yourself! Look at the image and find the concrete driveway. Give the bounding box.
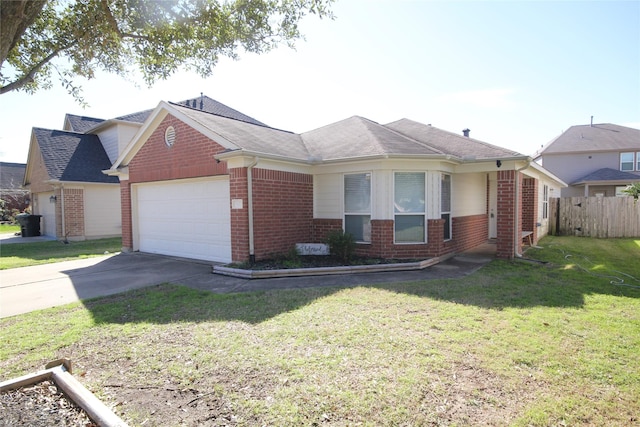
[1,235,495,318]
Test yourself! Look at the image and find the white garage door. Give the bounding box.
[135,178,231,263]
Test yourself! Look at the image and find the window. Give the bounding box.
[542,185,549,219]
[620,152,634,171]
[394,172,425,243]
[344,173,371,242]
[441,174,452,240]
[637,152,640,171]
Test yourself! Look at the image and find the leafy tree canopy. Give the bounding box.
[0,0,333,102]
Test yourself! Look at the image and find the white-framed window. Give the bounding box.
[542,184,549,219]
[441,174,452,241]
[620,152,634,171]
[394,172,426,243]
[344,172,371,243]
[637,152,640,171]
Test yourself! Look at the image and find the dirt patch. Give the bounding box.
[230,255,421,270]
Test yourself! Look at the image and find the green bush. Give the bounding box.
[326,230,356,262]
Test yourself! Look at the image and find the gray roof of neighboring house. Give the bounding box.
[33,128,118,184]
[571,167,640,185]
[1,162,26,190]
[65,114,106,133]
[384,119,523,160]
[539,124,640,155]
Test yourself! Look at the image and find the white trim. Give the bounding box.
[393,171,427,244]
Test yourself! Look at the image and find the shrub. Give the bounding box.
[326,230,356,262]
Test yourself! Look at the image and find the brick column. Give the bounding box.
[120,181,133,252]
[496,170,522,258]
[229,167,250,263]
[522,177,538,244]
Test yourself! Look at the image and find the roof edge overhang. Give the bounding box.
[108,101,241,173]
[43,178,118,186]
[87,118,143,134]
[527,161,568,187]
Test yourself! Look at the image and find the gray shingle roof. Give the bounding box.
[301,116,444,161]
[540,124,640,154]
[173,105,307,160]
[384,119,523,159]
[170,106,529,163]
[170,95,268,127]
[0,162,26,190]
[571,167,640,184]
[33,128,118,183]
[65,114,105,132]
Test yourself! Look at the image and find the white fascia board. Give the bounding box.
[102,166,129,181]
[87,118,142,134]
[217,150,311,170]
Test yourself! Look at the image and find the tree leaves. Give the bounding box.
[0,0,334,102]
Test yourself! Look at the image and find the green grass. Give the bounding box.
[1,236,639,426]
[0,223,20,234]
[0,237,122,269]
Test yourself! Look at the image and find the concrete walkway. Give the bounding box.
[0,233,496,318]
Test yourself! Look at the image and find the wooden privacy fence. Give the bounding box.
[550,197,640,238]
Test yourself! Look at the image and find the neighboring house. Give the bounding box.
[0,162,29,216]
[535,123,640,197]
[105,100,565,263]
[23,95,247,240]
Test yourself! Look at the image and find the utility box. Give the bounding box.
[16,213,42,237]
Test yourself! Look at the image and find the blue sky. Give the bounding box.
[1,0,638,163]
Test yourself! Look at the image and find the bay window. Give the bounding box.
[344,173,371,242]
[394,172,426,243]
[441,174,452,240]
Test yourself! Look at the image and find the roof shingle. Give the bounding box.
[33,128,118,183]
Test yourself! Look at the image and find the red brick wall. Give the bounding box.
[311,215,486,260]
[496,170,521,258]
[128,115,228,183]
[251,168,313,260]
[522,177,538,244]
[312,219,343,242]
[451,214,489,253]
[62,188,84,239]
[229,167,249,262]
[120,181,132,251]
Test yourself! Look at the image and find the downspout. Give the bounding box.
[247,157,259,263]
[60,185,67,243]
[513,162,530,258]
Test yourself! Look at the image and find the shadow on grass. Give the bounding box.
[82,256,640,326]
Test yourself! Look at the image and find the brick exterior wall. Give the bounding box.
[496,170,521,258]
[229,167,250,262]
[311,215,487,260]
[522,177,538,245]
[251,168,313,260]
[61,188,84,239]
[120,181,133,251]
[312,219,343,242]
[128,115,228,183]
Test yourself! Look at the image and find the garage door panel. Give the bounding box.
[136,178,231,263]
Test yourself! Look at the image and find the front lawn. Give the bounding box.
[0,237,122,269]
[1,236,638,426]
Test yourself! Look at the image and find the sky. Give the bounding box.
[1,0,639,164]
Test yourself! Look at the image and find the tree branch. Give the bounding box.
[100,0,123,38]
[0,43,73,94]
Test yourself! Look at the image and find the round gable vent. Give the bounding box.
[165,126,176,147]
